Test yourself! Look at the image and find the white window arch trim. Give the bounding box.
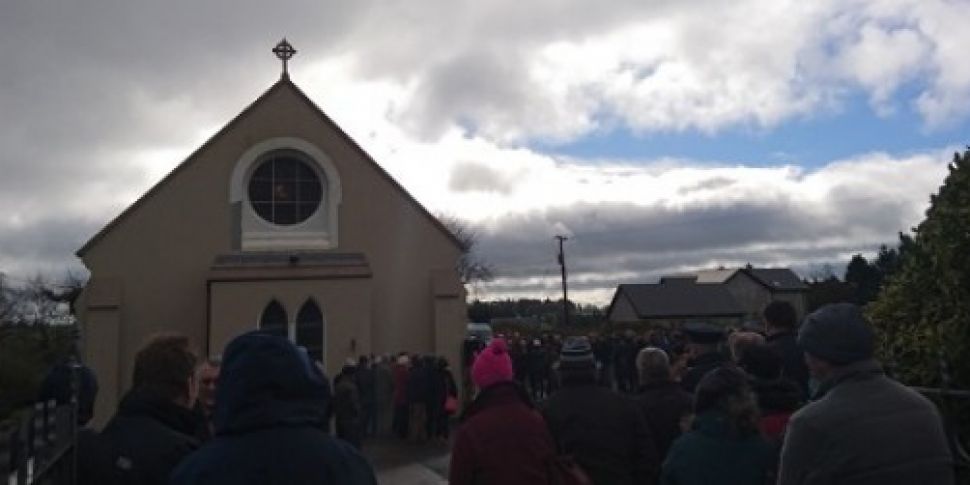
[230,137,342,250]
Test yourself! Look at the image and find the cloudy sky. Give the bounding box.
[2,0,968,303]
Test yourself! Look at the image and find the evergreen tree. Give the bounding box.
[869,148,970,449]
[845,254,881,304]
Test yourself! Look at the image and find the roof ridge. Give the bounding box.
[76,79,291,257]
[77,77,463,257]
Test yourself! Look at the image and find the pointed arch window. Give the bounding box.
[295,300,324,364]
[259,300,288,338]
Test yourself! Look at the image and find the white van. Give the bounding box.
[466,322,493,341]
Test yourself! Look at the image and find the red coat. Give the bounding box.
[449,382,556,485]
[392,364,410,406]
[758,412,792,442]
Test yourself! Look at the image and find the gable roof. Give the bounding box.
[693,269,737,284]
[609,282,746,320]
[736,268,807,291]
[76,77,463,257]
[666,267,808,292]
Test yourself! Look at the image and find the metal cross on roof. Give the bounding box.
[272,38,297,78]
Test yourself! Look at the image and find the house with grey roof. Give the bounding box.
[607,266,807,328]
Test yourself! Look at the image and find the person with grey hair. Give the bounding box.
[635,347,693,463]
[778,303,954,485]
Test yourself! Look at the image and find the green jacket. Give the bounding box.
[661,411,775,485]
[778,359,953,485]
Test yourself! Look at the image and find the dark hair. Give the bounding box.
[132,334,197,402]
[738,344,783,380]
[694,366,760,437]
[763,300,797,329]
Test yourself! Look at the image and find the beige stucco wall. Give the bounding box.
[607,292,640,323]
[722,275,772,321]
[209,277,373,377]
[77,81,465,423]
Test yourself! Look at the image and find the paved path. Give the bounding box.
[363,438,451,485]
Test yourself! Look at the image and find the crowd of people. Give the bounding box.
[58,333,460,484]
[331,353,458,448]
[41,299,958,484]
[449,301,957,485]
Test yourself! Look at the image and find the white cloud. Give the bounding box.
[0,0,967,303]
[835,23,930,114]
[321,0,970,140]
[296,61,952,302]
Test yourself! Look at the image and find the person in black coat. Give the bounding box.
[543,337,660,485]
[635,347,693,463]
[82,335,201,485]
[680,322,729,393]
[433,357,458,440]
[354,355,376,438]
[737,343,802,444]
[614,336,637,393]
[425,356,447,439]
[38,358,99,426]
[171,331,376,485]
[334,362,363,449]
[763,300,810,399]
[406,356,432,441]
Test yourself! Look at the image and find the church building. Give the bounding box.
[74,41,467,423]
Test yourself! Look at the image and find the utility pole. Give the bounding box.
[555,235,570,326]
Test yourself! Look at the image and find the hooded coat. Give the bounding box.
[170,333,377,485]
[449,381,556,485]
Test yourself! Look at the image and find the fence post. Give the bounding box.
[16,415,27,485]
[42,401,52,448]
[7,426,20,485]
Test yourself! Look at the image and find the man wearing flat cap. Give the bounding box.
[778,303,954,485]
[680,322,729,393]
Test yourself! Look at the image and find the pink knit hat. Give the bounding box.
[471,338,514,390]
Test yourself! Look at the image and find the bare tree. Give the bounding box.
[437,213,495,285]
[0,272,84,326]
[0,272,15,325]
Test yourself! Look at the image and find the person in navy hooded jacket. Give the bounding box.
[170,331,377,485]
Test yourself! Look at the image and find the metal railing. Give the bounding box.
[912,386,970,474]
[2,401,76,485]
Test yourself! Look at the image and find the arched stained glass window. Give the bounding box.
[259,300,288,338]
[296,300,324,364]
